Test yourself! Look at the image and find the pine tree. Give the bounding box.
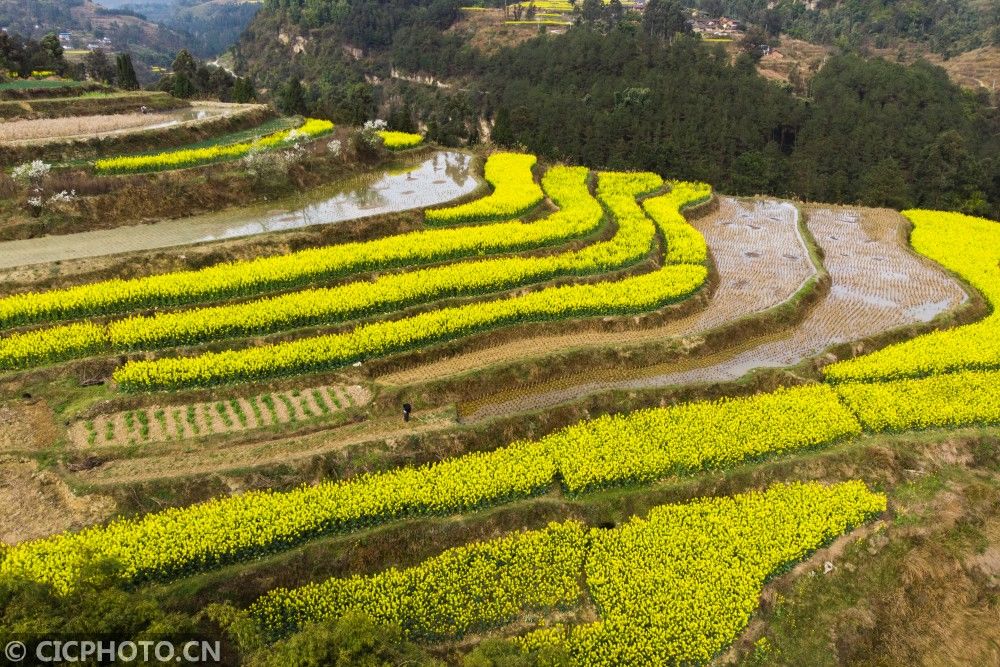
[232,77,256,103]
[277,78,308,115]
[116,53,139,91]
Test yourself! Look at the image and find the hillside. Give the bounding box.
[703,0,999,57]
[96,0,263,55]
[0,0,187,73]
[233,1,1000,220]
[0,0,259,62]
[0,83,999,662]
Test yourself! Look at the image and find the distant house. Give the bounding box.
[690,15,744,39]
[58,32,72,44]
[86,36,114,51]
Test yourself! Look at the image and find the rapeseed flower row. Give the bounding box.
[93,119,334,174]
[111,173,707,390]
[550,385,861,493]
[516,481,885,665]
[424,152,544,225]
[0,385,860,592]
[0,322,106,371]
[248,521,588,640]
[0,440,557,592]
[0,165,608,364]
[376,130,424,150]
[100,168,631,350]
[247,482,884,663]
[0,157,593,328]
[835,369,1000,432]
[642,185,710,264]
[824,210,1000,383]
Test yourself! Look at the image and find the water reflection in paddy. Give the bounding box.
[0,150,479,269]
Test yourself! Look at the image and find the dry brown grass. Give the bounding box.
[925,46,1000,93]
[449,8,556,54]
[0,111,186,143]
[757,37,833,93]
[0,456,115,544]
[0,103,249,144]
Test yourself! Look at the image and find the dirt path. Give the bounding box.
[0,102,256,145]
[465,206,967,420]
[378,197,814,386]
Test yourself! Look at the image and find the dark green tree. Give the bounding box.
[233,77,256,103]
[737,26,774,60]
[579,0,604,24]
[0,562,196,645]
[606,0,624,26]
[914,130,989,215]
[83,49,115,84]
[171,71,194,98]
[860,158,913,209]
[171,49,198,79]
[39,33,63,66]
[277,78,309,115]
[491,106,515,146]
[642,0,689,41]
[116,52,139,90]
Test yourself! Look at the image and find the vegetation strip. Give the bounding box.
[824,210,1000,382]
[93,118,334,174]
[835,370,1000,432]
[0,153,585,328]
[0,164,632,368]
[424,152,543,225]
[376,130,424,150]
[245,481,884,664]
[105,166,614,350]
[0,385,862,592]
[110,176,708,390]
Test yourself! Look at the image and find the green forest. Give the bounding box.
[699,0,1000,56]
[237,0,1000,218]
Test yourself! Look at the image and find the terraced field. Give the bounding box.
[68,384,371,449]
[378,196,814,388]
[461,203,968,420]
[1,129,998,665]
[0,102,259,145]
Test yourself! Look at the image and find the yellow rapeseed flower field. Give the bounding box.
[93,118,334,174]
[518,481,885,664]
[0,154,581,329]
[247,482,884,663]
[424,152,544,225]
[836,369,1000,432]
[377,130,424,150]
[111,171,707,390]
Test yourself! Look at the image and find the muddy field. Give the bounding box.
[379,197,815,387]
[465,205,967,419]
